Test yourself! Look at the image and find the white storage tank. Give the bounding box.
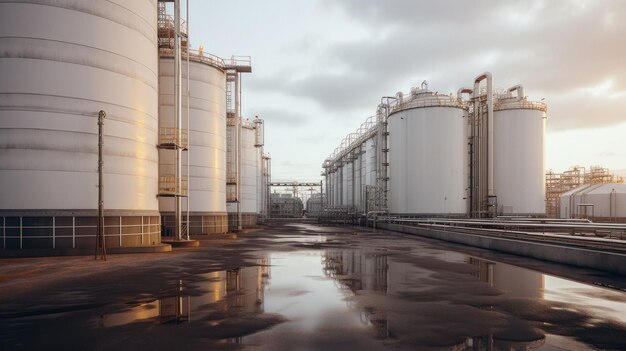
[494,90,546,215]
[342,159,353,206]
[365,138,377,187]
[227,120,258,226]
[353,146,363,211]
[388,86,468,215]
[560,183,626,221]
[0,1,160,250]
[158,51,228,235]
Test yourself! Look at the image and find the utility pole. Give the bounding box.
[95,110,107,261]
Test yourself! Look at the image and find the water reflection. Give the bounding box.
[95,249,625,350]
[99,258,270,336]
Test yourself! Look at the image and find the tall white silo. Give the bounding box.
[227,121,258,226]
[353,145,363,211]
[493,88,546,215]
[0,1,160,249]
[365,138,377,187]
[387,86,468,215]
[158,51,228,235]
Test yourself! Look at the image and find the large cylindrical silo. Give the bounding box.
[342,160,353,206]
[353,146,363,211]
[494,93,546,215]
[365,138,377,187]
[158,52,228,235]
[0,1,160,249]
[388,87,468,216]
[227,121,258,226]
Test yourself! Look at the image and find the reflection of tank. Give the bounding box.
[270,193,303,218]
[468,257,544,299]
[99,259,268,329]
[323,250,388,293]
[322,249,546,349]
[305,194,326,218]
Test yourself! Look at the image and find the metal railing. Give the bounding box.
[225,55,252,67]
[494,99,547,112]
[390,95,468,114]
[159,48,225,69]
[159,127,189,149]
[1,216,160,249]
[159,176,188,196]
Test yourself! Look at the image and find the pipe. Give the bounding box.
[610,188,616,221]
[457,87,473,100]
[473,72,494,207]
[174,0,183,240]
[96,110,106,260]
[507,84,525,100]
[185,0,190,240]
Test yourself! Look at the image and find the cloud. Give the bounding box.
[310,0,626,131]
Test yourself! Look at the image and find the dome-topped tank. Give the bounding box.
[0,1,160,250]
[494,87,546,215]
[388,84,468,215]
[158,50,228,235]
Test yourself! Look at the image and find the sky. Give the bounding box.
[187,0,626,182]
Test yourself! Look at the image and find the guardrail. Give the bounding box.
[377,217,626,239]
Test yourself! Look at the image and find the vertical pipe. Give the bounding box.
[235,74,242,230]
[97,110,106,259]
[52,217,56,249]
[174,0,182,240]
[473,72,493,216]
[119,216,122,247]
[185,0,190,240]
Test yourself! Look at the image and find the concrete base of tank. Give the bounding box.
[0,210,162,251]
[227,213,258,231]
[161,212,228,236]
[161,239,200,248]
[0,244,172,258]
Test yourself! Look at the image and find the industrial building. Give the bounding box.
[0,0,269,252]
[560,183,626,222]
[323,74,547,219]
[546,166,624,218]
[270,193,304,218]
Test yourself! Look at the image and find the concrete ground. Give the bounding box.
[1,223,625,350]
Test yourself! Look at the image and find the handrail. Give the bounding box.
[160,48,226,70]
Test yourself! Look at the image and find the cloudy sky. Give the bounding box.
[188,0,626,181]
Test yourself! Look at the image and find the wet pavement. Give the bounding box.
[1,223,626,350]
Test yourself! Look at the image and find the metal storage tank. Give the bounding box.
[365,138,377,187]
[305,194,325,217]
[387,85,468,215]
[560,183,626,221]
[0,1,160,250]
[494,88,547,215]
[227,120,257,226]
[342,159,353,206]
[158,51,228,235]
[253,118,265,220]
[353,146,363,211]
[270,193,303,218]
[333,165,341,205]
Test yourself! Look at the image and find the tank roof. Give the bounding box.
[562,183,626,196]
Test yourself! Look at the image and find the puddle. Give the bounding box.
[2,228,626,350]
